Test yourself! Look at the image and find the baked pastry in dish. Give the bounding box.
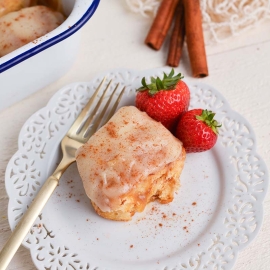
[0,5,64,56]
[76,106,186,221]
[0,0,35,18]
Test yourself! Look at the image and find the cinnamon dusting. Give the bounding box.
[105,122,118,138]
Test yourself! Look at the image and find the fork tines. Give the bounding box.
[67,78,125,143]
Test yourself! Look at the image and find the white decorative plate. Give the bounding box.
[5,68,269,270]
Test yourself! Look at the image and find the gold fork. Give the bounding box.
[0,78,125,270]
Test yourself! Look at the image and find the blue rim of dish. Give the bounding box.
[0,0,100,73]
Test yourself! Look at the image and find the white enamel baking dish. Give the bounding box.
[0,0,100,111]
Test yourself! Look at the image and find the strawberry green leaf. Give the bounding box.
[208,112,215,121]
[163,72,168,80]
[136,68,184,95]
[169,68,174,78]
[156,77,164,90]
[196,109,222,134]
[142,77,147,88]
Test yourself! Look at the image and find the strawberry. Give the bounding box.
[176,109,221,153]
[135,69,190,131]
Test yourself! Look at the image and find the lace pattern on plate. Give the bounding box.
[5,68,268,270]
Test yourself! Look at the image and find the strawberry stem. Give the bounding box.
[137,68,184,96]
[196,110,221,134]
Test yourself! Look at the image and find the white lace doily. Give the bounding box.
[125,0,270,43]
[5,68,269,270]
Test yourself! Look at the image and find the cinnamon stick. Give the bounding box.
[183,0,208,77]
[167,0,185,67]
[145,0,179,50]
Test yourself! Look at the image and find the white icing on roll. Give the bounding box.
[76,106,183,212]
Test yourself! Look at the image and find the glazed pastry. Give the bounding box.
[0,6,64,56]
[0,0,36,18]
[76,106,186,221]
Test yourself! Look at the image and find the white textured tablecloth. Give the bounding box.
[0,1,269,269]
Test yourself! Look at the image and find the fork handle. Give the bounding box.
[0,175,59,270]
